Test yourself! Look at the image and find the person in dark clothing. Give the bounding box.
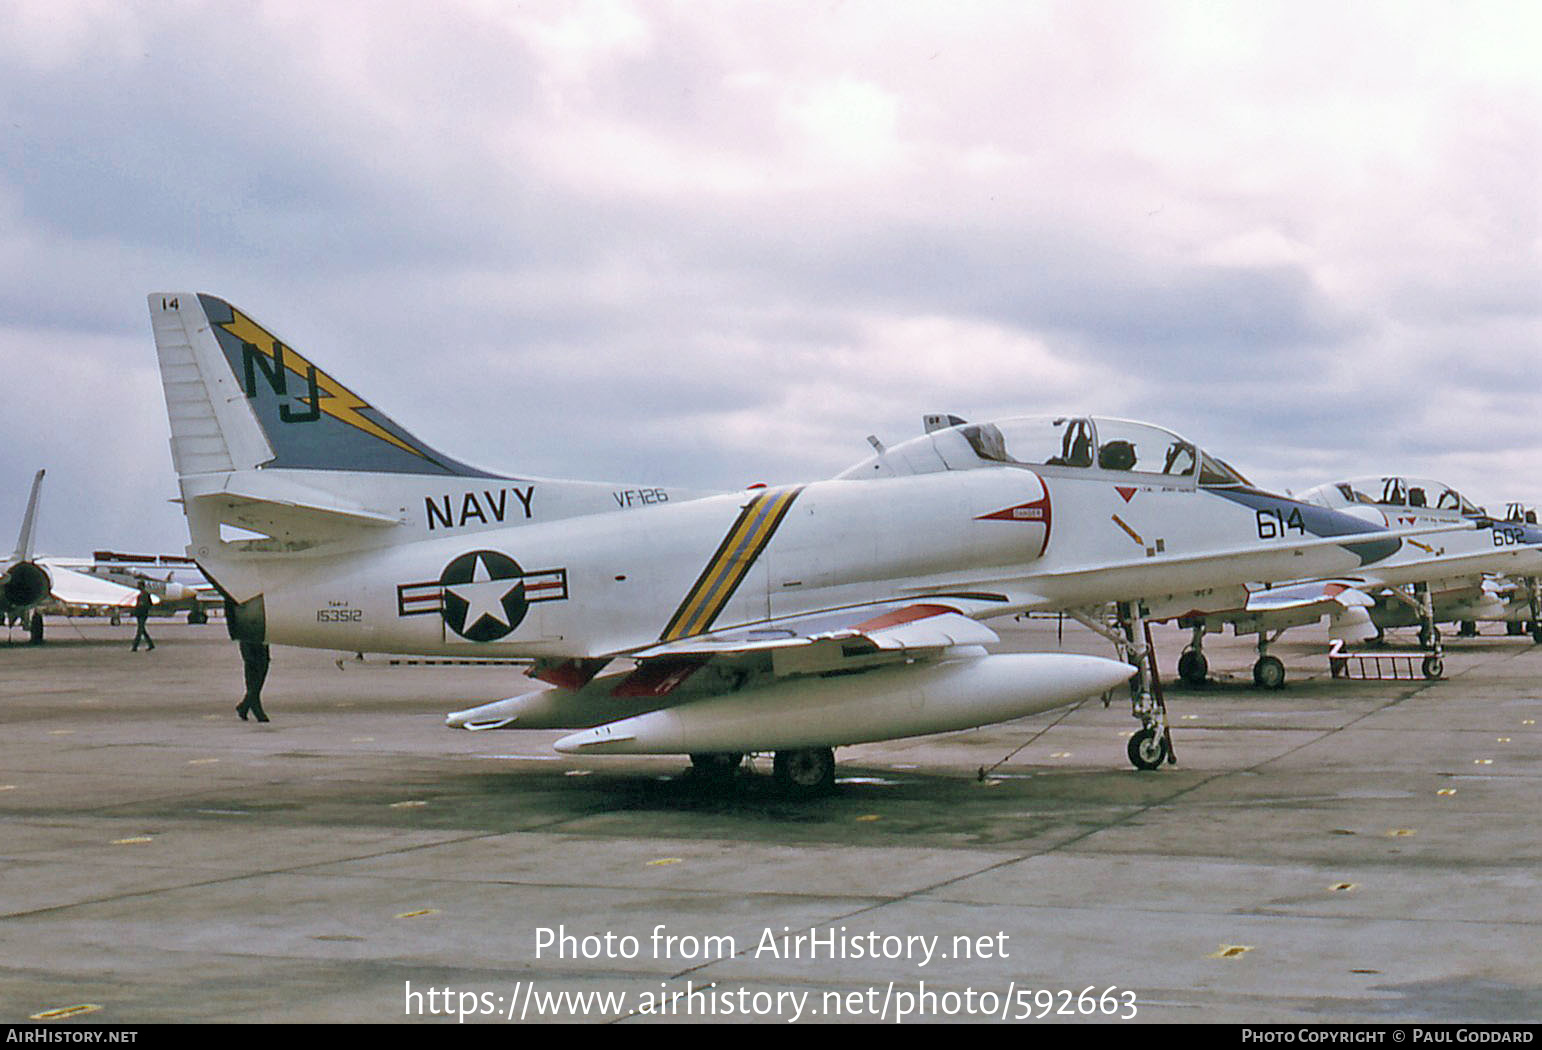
[236,640,270,722]
[130,583,154,651]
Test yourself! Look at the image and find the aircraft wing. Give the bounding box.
[451,596,1131,745]
[1341,544,1542,585]
[631,600,1000,659]
[39,561,145,608]
[924,519,1477,612]
[1245,580,1375,614]
[597,599,1003,698]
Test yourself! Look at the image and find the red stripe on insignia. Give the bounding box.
[1116,486,1137,502]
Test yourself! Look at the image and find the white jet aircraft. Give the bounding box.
[147,293,1441,792]
[56,551,218,623]
[1171,476,1542,687]
[2,470,148,639]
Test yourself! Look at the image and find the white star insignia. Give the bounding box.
[446,554,520,632]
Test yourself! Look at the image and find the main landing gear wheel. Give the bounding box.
[1252,655,1286,690]
[1421,656,1444,680]
[773,747,836,796]
[1127,728,1169,771]
[689,752,744,781]
[1177,649,1208,686]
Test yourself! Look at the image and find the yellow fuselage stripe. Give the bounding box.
[663,488,801,641]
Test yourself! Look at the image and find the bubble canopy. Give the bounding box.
[838,416,1251,488]
[1297,476,1484,516]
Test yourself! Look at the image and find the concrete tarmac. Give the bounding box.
[2,616,1539,1024]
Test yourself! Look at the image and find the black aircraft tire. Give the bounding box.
[773,747,835,796]
[1253,655,1285,690]
[689,752,744,780]
[1127,728,1168,771]
[1177,649,1208,686]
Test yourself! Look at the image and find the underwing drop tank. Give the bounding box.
[545,652,1134,755]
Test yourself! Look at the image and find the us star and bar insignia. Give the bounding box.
[397,549,568,642]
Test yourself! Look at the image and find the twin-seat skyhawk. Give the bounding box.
[148,293,1448,793]
[1170,477,1542,688]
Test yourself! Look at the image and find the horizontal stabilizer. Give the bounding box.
[189,473,402,528]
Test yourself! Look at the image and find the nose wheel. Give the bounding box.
[1127,727,1170,771]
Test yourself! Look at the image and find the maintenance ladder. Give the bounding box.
[1327,640,1439,681]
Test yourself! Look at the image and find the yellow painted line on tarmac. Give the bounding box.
[1475,759,1493,766]
[31,1004,101,1020]
[389,800,427,809]
[395,909,439,919]
[112,836,153,845]
[1209,945,1252,959]
[855,814,881,823]
[1330,882,1358,892]
[1050,751,1072,759]
[188,758,219,766]
[1437,788,1457,796]
[1386,829,1416,838]
[647,858,682,867]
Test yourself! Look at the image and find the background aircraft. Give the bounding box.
[53,551,219,623]
[1170,476,1542,687]
[2,471,147,641]
[149,293,1440,792]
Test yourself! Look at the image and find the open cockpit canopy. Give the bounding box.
[839,416,1251,489]
[1297,476,1484,517]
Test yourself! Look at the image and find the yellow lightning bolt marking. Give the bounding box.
[218,308,426,460]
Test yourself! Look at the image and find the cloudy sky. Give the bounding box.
[2,0,1538,556]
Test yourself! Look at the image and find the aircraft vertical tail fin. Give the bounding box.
[12,469,44,562]
[148,293,496,481]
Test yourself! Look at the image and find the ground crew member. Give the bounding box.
[130,583,154,651]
